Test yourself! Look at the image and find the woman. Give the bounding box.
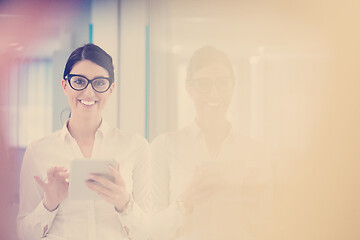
[151,46,273,240]
[17,44,150,240]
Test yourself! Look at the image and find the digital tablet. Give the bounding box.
[68,158,117,200]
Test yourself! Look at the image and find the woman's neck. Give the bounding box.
[67,114,102,140]
[195,115,231,159]
[195,115,231,137]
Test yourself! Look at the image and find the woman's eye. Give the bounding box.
[74,80,84,84]
[73,78,86,85]
[197,80,212,88]
[94,80,105,86]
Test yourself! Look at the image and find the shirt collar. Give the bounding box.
[60,118,112,141]
[96,118,112,137]
[188,121,236,140]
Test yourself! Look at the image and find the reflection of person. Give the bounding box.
[17,44,150,240]
[151,46,273,240]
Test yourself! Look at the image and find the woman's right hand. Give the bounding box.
[34,166,69,212]
[181,164,226,209]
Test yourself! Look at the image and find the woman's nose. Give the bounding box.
[82,83,96,96]
[208,84,220,98]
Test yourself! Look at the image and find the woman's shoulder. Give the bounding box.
[149,129,189,149]
[111,128,149,146]
[150,125,195,144]
[27,129,63,150]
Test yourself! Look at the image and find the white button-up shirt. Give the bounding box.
[17,120,151,240]
[151,123,273,240]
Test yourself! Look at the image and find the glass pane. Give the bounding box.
[148,1,334,240]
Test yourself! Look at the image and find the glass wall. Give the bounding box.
[147,1,333,239]
[2,0,360,239]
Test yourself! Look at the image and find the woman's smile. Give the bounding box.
[79,99,97,107]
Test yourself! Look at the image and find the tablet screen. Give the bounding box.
[68,158,117,200]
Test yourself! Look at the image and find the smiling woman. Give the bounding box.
[16,44,151,240]
[62,59,114,127]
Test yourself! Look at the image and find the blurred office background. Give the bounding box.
[1,0,360,239]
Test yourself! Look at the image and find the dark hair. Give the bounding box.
[63,43,114,82]
[186,45,234,82]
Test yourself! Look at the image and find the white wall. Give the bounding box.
[91,0,120,129]
[117,0,149,136]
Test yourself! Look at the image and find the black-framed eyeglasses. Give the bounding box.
[65,74,112,93]
[190,77,234,94]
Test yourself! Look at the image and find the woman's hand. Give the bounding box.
[34,166,69,212]
[181,163,226,209]
[86,164,130,212]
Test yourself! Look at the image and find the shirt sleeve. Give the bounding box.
[150,136,188,240]
[16,144,58,240]
[117,140,151,240]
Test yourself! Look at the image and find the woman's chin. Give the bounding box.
[199,107,228,120]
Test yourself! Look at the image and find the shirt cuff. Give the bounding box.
[151,201,190,240]
[117,201,151,239]
[34,200,59,236]
[115,195,134,216]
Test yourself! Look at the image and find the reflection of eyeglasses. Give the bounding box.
[65,74,112,93]
[190,77,234,94]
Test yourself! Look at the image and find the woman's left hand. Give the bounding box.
[86,164,130,212]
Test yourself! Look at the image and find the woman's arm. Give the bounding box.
[16,145,59,240]
[118,140,151,239]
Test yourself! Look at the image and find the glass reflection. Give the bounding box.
[151,46,273,240]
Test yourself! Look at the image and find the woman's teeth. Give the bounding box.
[81,100,95,106]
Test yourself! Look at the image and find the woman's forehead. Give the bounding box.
[70,59,109,78]
[192,63,233,79]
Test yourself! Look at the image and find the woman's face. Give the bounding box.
[61,59,114,120]
[187,63,234,120]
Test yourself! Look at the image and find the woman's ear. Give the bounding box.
[108,83,115,94]
[61,79,68,95]
[186,83,194,99]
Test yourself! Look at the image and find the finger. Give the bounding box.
[195,176,225,191]
[86,180,114,197]
[86,181,129,210]
[109,164,125,186]
[196,168,225,185]
[46,166,56,181]
[54,171,70,179]
[96,191,116,206]
[195,185,222,203]
[34,175,46,189]
[195,181,224,198]
[60,166,69,172]
[61,172,70,179]
[192,171,222,187]
[54,166,68,172]
[52,168,69,183]
[196,178,225,193]
[55,166,69,177]
[88,174,118,191]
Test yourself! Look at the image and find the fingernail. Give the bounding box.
[89,174,95,179]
